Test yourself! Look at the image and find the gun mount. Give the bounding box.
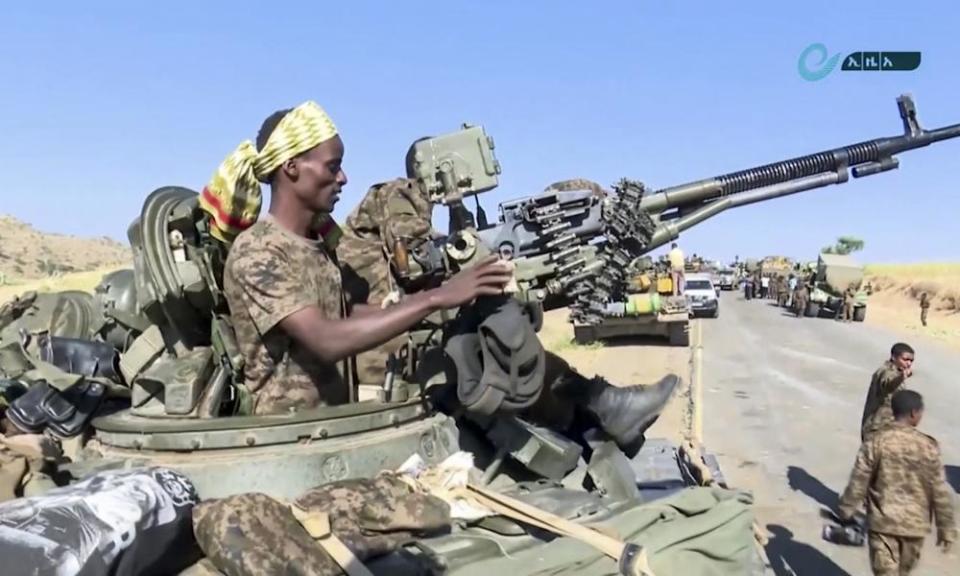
[395,94,960,325]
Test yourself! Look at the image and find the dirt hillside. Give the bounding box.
[0,214,131,305]
[864,263,960,351]
[0,214,130,282]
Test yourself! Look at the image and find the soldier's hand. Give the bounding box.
[432,255,514,309]
[902,367,913,378]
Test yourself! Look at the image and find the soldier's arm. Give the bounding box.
[877,366,906,394]
[837,440,875,520]
[279,256,512,363]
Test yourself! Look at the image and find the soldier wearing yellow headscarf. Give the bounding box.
[207,101,513,415]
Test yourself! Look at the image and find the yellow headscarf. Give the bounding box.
[200,100,342,248]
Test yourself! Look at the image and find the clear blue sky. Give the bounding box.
[2,1,958,264]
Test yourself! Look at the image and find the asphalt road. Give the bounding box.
[699,290,960,576]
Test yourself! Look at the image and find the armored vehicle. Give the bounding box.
[3,92,959,575]
[806,253,868,320]
[572,256,691,346]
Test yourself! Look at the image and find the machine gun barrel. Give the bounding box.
[640,94,960,214]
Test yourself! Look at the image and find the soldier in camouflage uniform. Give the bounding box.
[838,390,955,575]
[338,175,611,390]
[213,102,513,415]
[337,173,436,390]
[337,170,678,453]
[859,342,914,442]
[792,283,808,317]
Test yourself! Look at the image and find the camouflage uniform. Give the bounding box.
[838,422,956,575]
[338,178,435,387]
[223,216,349,414]
[842,289,855,321]
[792,285,808,317]
[859,360,907,441]
[193,473,450,576]
[543,178,608,196]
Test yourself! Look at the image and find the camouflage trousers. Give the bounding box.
[868,531,924,575]
[193,472,451,576]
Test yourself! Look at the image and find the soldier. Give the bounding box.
[841,287,855,322]
[838,390,955,575]
[777,276,790,307]
[859,342,914,442]
[668,242,685,295]
[337,169,678,454]
[793,283,808,317]
[208,101,514,415]
[919,292,930,327]
[337,161,436,392]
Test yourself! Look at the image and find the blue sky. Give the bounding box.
[2,1,957,264]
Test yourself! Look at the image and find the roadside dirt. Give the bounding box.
[539,307,694,444]
[864,290,960,352]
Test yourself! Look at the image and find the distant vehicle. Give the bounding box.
[717,268,737,291]
[684,273,720,318]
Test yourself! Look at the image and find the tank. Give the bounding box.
[0,186,764,575]
[9,92,960,573]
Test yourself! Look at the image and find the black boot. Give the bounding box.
[553,371,680,450]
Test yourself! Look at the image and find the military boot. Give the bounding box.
[553,370,680,451]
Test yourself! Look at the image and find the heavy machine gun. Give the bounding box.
[393,94,959,326]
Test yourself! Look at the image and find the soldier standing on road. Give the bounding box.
[211,102,513,415]
[668,242,685,296]
[859,342,914,442]
[919,292,930,327]
[793,283,808,317]
[838,390,956,575]
[841,287,855,322]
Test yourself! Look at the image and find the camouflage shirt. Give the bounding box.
[860,360,907,438]
[542,178,608,197]
[223,216,348,414]
[839,421,956,540]
[338,178,434,387]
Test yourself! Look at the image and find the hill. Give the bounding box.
[864,263,960,351]
[0,214,131,282]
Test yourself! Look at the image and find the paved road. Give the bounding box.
[699,291,960,576]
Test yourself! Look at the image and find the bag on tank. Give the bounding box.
[0,466,202,576]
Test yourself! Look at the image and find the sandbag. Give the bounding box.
[0,467,202,576]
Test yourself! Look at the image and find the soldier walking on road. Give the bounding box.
[838,390,956,576]
[920,292,930,327]
[860,343,914,442]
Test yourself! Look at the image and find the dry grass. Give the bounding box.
[0,266,124,306]
[865,262,960,312]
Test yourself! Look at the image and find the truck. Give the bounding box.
[805,252,869,321]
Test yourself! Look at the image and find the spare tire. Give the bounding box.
[853,306,867,322]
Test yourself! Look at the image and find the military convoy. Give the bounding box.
[1,92,959,574]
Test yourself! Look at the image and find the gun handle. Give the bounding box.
[393,239,410,275]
